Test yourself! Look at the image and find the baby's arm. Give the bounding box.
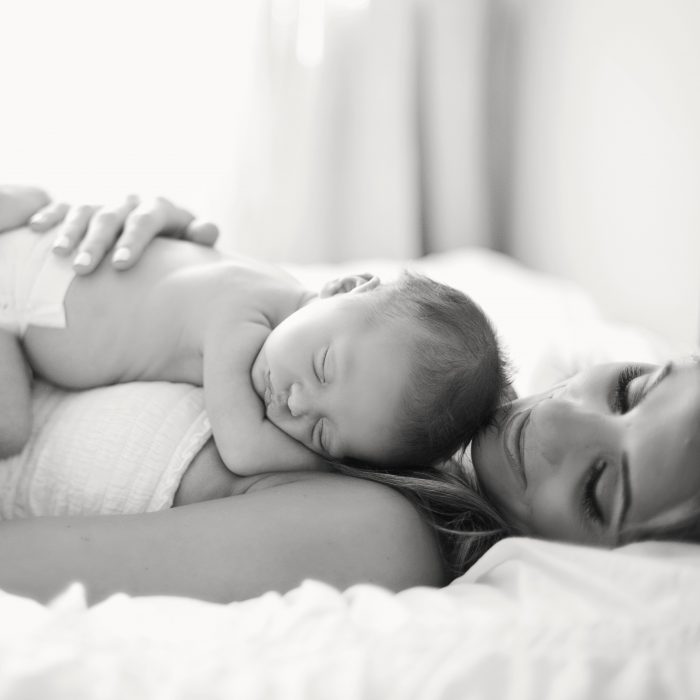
[0,331,33,458]
[203,319,327,476]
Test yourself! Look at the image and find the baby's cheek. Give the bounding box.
[266,410,306,445]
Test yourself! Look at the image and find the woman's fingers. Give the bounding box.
[185,220,220,247]
[110,198,219,269]
[69,196,140,274]
[110,197,194,270]
[39,194,218,273]
[0,185,51,232]
[50,204,99,260]
[28,200,70,232]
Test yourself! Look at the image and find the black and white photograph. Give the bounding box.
[1,0,699,697]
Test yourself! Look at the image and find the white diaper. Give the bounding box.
[0,381,212,519]
[0,227,75,335]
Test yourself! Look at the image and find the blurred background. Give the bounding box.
[2,0,699,346]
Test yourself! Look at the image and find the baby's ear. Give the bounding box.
[319,273,380,298]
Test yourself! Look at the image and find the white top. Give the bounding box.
[0,381,211,519]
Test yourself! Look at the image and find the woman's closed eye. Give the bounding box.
[582,458,607,525]
[581,456,633,537]
[611,364,648,413]
[611,362,673,414]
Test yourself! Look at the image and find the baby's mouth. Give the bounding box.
[263,370,272,409]
[263,373,293,423]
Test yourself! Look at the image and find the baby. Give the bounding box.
[0,227,508,475]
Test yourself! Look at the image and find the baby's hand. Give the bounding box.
[30,194,220,275]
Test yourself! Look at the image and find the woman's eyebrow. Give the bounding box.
[648,362,674,398]
[635,362,674,411]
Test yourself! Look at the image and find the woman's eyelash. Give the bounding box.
[613,365,646,413]
[582,459,607,525]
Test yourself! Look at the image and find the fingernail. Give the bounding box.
[112,247,131,264]
[73,251,93,268]
[53,236,71,252]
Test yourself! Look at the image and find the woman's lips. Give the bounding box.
[502,408,532,489]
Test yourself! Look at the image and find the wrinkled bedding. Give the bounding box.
[1,539,698,699]
[0,247,695,699]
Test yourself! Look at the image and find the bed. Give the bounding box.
[0,247,696,699]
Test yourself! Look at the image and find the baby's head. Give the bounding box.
[251,271,509,469]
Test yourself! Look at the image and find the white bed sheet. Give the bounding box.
[1,247,696,699]
[0,538,698,699]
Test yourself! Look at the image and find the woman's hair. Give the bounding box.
[361,271,511,470]
[334,454,516,578]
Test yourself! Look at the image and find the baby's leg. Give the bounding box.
[0,330,32,458]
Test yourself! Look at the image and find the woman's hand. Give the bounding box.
[0,185,51,232]
[30,194,220,275]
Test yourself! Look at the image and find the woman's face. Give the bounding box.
[471,358,700,546]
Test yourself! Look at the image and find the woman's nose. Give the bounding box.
[530,397,613,467]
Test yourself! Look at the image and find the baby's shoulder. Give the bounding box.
[214,257,308,324]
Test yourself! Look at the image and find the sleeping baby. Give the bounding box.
[0,226,508,476]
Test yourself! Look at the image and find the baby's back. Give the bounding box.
[20,232,303,389]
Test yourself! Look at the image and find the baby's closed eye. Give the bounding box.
[313,418,331,454]
[314,346,329,383]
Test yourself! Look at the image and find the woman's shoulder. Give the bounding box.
[246,470,449,591]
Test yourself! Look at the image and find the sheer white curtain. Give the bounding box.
[235,0,491,262]
[1,0,260,241]
[2,0,491,264]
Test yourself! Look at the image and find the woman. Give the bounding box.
[0,186,506,604]
[471,358,700,546]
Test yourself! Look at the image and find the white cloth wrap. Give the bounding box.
[0,381,211,519]
[0,227,76,334]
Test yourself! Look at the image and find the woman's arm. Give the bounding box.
[0,474,446,604]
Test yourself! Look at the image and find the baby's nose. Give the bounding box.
[287,382,318,419]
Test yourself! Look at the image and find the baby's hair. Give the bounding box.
[357,271,511,469]
[335,457,514,577]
